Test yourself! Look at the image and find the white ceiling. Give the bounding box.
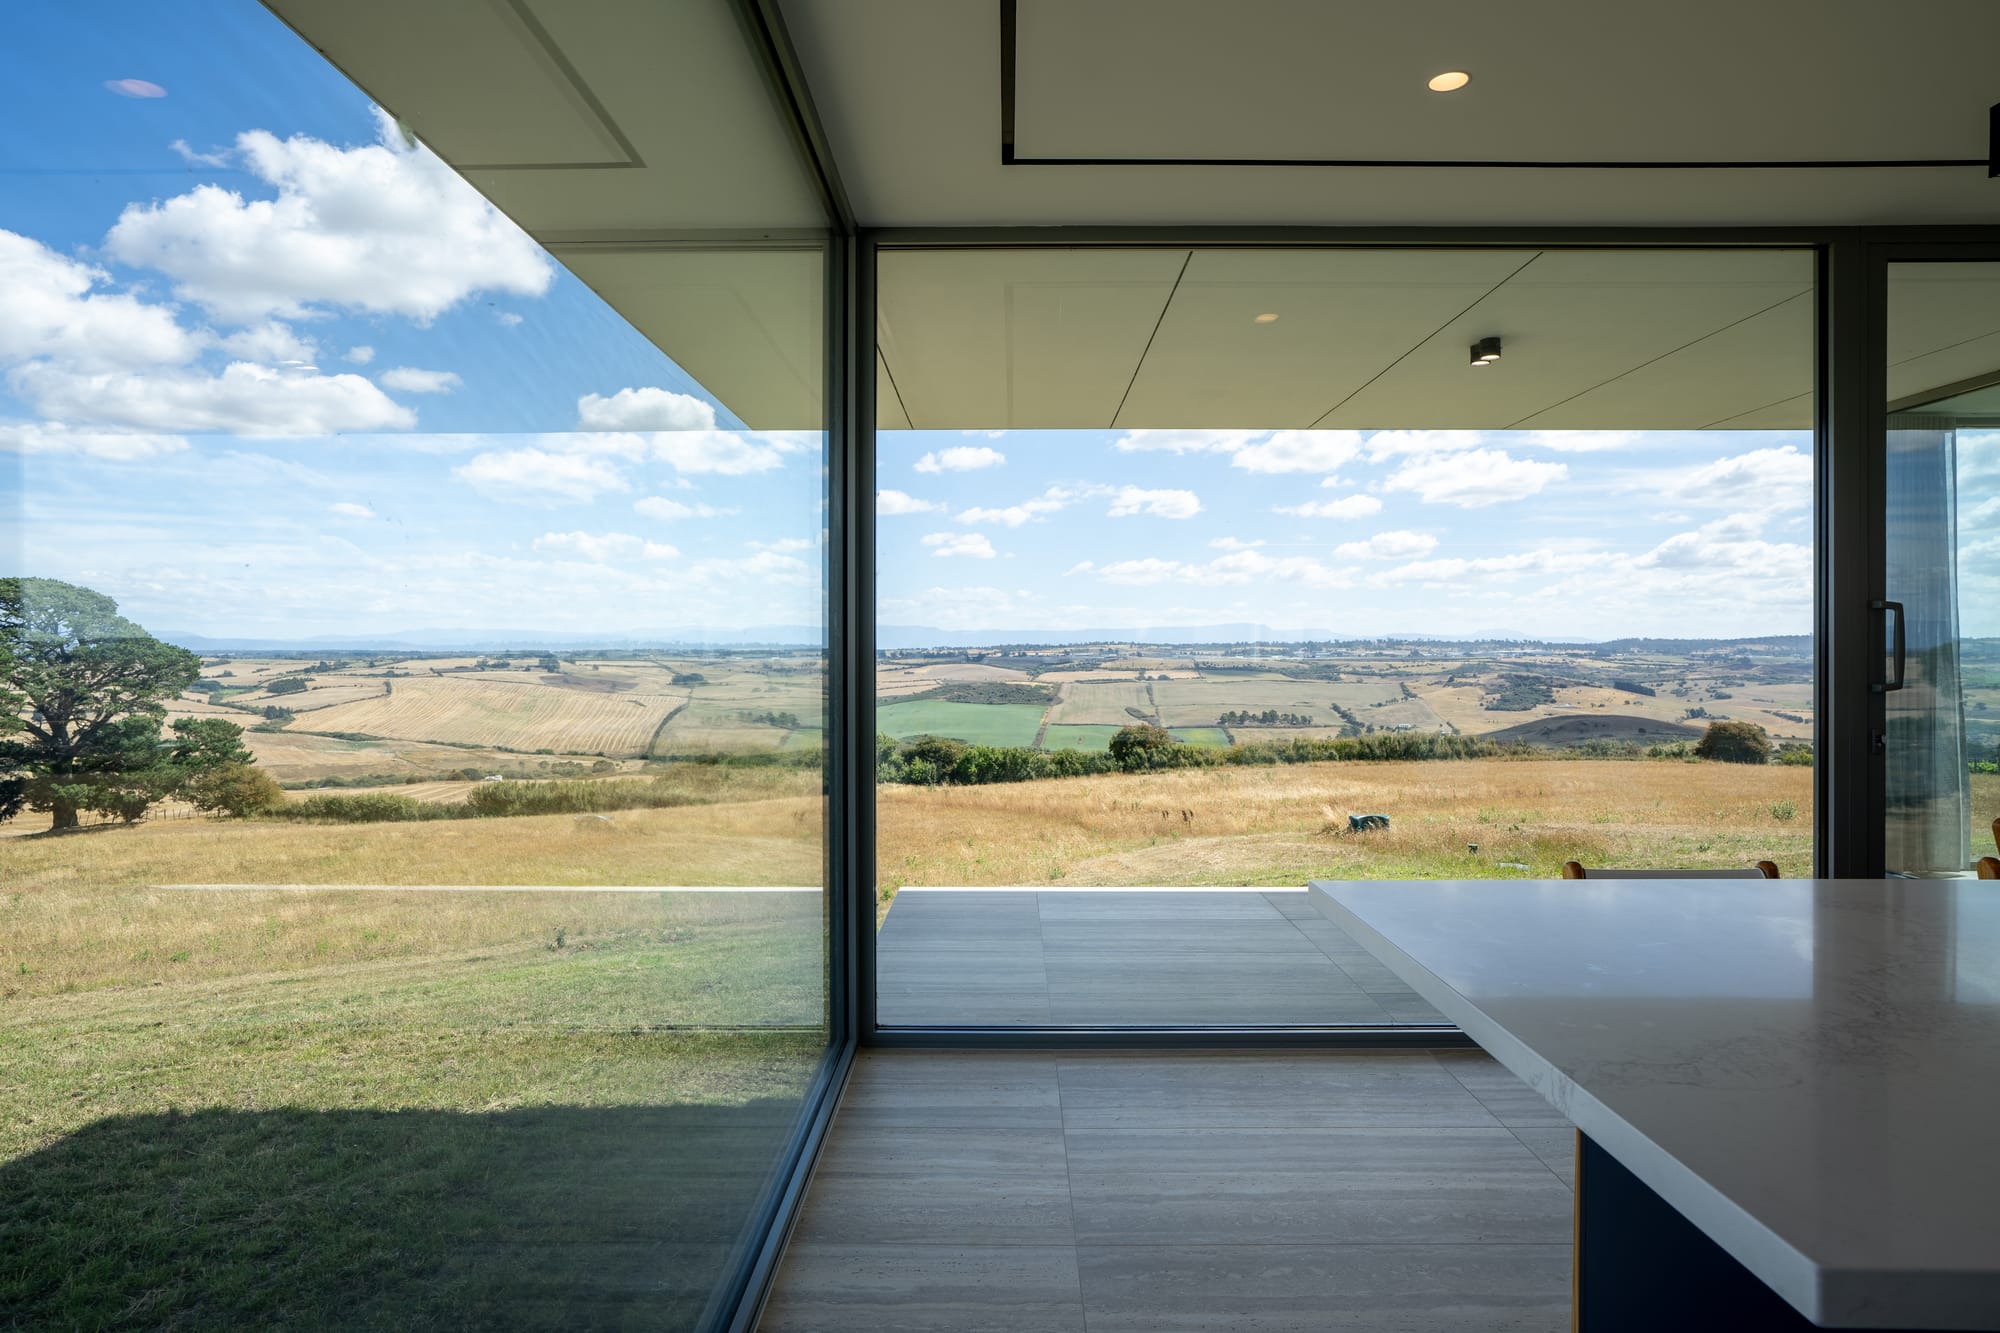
[261,0,2000,432]
[782,0,2000,227]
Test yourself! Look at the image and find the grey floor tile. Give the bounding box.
[1057,1053,1500,1128]
[792,1142,1075,1245]
[761,1244,1085,1332]
[1067,1127,1574,1245]
[1509,1125,1578,1189]
[1036,891,1284,921]
[1039,923,1326,953]
[1434,1051,1570,1127]
[1075,1243,1572,1332]
[835,1052,1062,1128]
[1263,890,1320,919]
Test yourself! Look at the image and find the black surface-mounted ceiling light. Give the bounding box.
[1470,336,1503,366]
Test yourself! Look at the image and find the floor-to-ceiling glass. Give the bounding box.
[0,3,831,1326]
[873,244,1817,1027]
[1883,260,2000,876]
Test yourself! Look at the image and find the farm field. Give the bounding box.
[301,677,684,756]
[877,699,1045,747]
[1043,724,1124,751]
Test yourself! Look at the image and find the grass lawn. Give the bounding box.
[1042,724,1124,752]
[876,699,1045,747]
[1171,726,1232,747]
[0,890,827,1328]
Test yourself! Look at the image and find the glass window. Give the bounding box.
[2,2,829,1324]
[874,245,1816,1027]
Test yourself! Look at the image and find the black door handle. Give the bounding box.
[1872,600,1905,693]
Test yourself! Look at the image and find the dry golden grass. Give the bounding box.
[876,758,1820,893]
[300,677,683,755]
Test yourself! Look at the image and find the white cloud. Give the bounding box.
[1096,558,1185,585]
[750,537,815,553]
[1380,548,1598,585]
[1110,429,1259,455]
[328,501,375,519]
[0,229,200,369]
[11,360,415,436]
[1107,486,1202,519]
[533,531,677,562]
[103,107,553,323]
[454,448,629,503]
[576,386,716,432]
[494,311,524,328]
[216,321,318,365]
[1208,537,1265,550]
[343,345,374,365]
[959,486,1075,527]
[914,445,1004,473]
[1064,560,1096,575]
[379,366,462,394]
[169,139,230,167]
[0,421,187,461]
[687,550,812,585]
[1231,430,1363,474]
[633,496,732,520]
[1518,430,1641,453]
[1384,449,1567,507]
[878,488,944,515]
[1274,494,1383,519]
[651,431,799,475]
[1361,430,1484,460]
[922,531,998,558]
[105,79,166,99]
[1333,530,1438,560]
[1651,445,1811,514]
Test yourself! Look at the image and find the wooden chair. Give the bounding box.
[1978,856,2000,879]
[1561,860,1779,880]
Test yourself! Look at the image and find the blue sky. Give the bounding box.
[9,1,1986,645]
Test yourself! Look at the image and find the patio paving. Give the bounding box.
[876,888,1447,1027]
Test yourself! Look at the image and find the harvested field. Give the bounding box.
[297,677,684,756]
[1046,681,1152,725]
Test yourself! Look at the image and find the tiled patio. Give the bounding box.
[876,888,1446,1027]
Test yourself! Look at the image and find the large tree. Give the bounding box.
[0,578,205,831]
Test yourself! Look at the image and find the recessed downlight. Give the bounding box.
[1427,70,1471,93]
[1253,312,1280,324]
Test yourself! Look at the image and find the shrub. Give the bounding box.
[185,762,286,817]
[1776,744,1815,767]
[1695,720,1771,764]
[1108,724,1173,770]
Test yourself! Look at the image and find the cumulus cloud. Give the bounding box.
[922,531,998,558]
[577,386,716,432]
[1360,430,1484,460]
[749,537,816,553]
[687,550,812,585]
[651,431,801,475]
[379,366,462,394]
[1230,430,1363,474]
[1384,449,1567,507]
[0,229,199,369]
[217,321,318,365]
[343,345,375,365]
[1106,486,1202,519]
[328,501,375,519]
[532,531,677,562]
[1275,494,1383,519]
[1518,430,1642,453]
[169,139,230,167]
[633,496,732,520]
[878,488,944,515]
[103,107,553,323]
[1651,445,1811,514]
[12,360,414,436]
[0,421,187,461]
[1097,558,1185,585]
[915,445,1004,473]
[1333,530,1438,560]
[959,486,1075,527]
[1208,537,1265,550]
[454,448,629,503]
[1110,428,1260,455]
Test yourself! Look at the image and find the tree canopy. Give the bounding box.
[0,578,258,830]
[1695,719,1772,765]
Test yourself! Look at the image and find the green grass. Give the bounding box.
[1041,724,1125,752]
[1171,726,1232,747]
[781,727,824,750]
[0,892,827,1328]
[876,700,1045,747]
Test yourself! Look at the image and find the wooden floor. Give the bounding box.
[759,1048,1576,1331]
[877,889,1446,1027]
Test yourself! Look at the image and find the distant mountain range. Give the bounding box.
[159,624,1810,654]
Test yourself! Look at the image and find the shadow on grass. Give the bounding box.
[0,1098,808,1331]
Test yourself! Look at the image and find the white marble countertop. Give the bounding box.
[1310,879,2000,1331]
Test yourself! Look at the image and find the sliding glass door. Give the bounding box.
[1882,259,2000,875]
